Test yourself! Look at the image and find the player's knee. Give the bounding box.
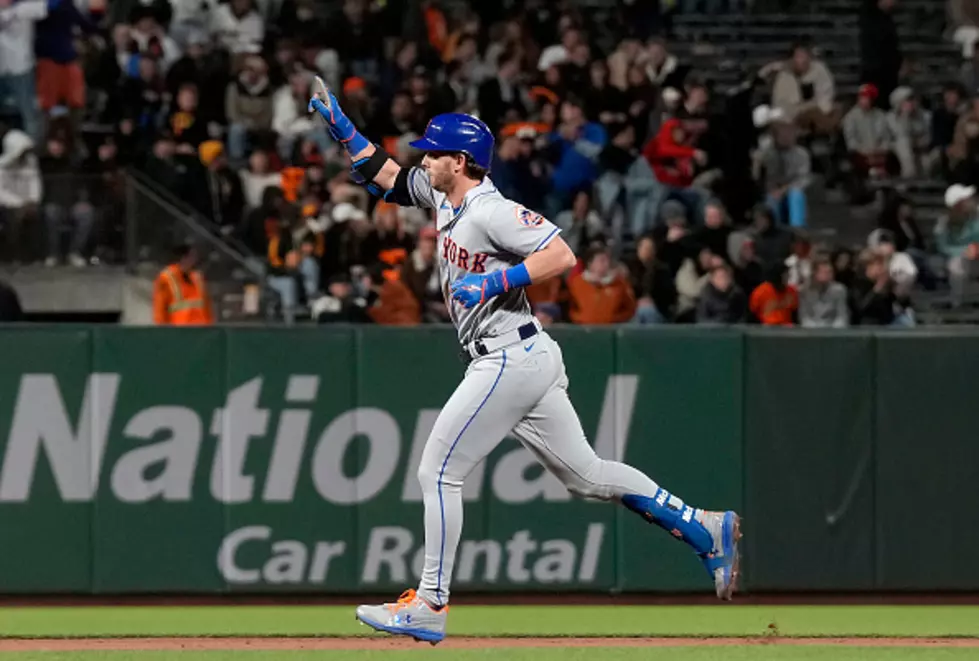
[418,459,465,494]
[416,461,440,493]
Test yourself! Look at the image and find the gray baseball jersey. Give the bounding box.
[406,168,561,346]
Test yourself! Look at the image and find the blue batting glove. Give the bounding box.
[451,266,532,308]
[450,273,489,309]
[308,75,368,153]
[309,93,351,139]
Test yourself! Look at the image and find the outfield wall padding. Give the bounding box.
[0,326,974,594]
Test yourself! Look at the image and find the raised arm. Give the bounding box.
[308,78,422,206]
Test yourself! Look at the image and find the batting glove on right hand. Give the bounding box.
[450,273,489,309]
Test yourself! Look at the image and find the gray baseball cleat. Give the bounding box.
[699,510,742,600]
[355,589,448,645]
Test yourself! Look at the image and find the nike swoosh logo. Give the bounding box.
[524,342,535,352]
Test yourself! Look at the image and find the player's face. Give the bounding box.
[422,152,463,191]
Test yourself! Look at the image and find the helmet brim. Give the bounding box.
[408,137,446,152]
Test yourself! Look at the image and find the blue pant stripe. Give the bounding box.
[435,350,507,604]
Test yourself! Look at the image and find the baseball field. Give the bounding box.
[1,603,978,660]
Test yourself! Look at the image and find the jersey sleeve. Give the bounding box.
[484,200,562,258]
[405,167,446,210]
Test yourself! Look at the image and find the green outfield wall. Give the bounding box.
[0,326,974,594]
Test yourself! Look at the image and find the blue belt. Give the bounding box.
[461,322,539,364]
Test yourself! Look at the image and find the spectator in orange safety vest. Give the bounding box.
[153,243,215,325]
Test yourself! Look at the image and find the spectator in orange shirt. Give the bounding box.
[749,263,799,326]
[365,264,421,325]
[525,274,564,308]
[567,245,637,325]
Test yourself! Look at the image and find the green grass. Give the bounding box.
[1,605,979,638]
[1,651,979,661]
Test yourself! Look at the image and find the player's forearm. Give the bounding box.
[312,102,401,191]
[372,154,402,191]
[344,142,401,191]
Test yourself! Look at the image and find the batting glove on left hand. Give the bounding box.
[308,75,354,143]
[450,273,489,309]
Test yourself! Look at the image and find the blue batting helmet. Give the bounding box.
[409,113,494,170]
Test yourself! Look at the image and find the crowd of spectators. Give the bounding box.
[0,0,976,326]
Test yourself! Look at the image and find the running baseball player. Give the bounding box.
[308,80,741,645]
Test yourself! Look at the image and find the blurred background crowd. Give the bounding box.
[2,0,979,327]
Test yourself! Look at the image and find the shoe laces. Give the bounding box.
[386,589,418,613]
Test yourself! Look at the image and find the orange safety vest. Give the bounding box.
[154,264,214,325]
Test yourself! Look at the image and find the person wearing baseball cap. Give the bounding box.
[937,183,979,306]
[945,183,976,211]
[842,82,894,200]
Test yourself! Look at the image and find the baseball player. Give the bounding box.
[308,81,741,645]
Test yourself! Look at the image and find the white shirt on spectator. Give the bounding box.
[771,59,836,117]
[171,0,218,26]
[239,170,281,211]
[130,26,182,73]
[0,0,47,76]
[271,85,316,138]
[210,3,265,54]
[0,130,42,208]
